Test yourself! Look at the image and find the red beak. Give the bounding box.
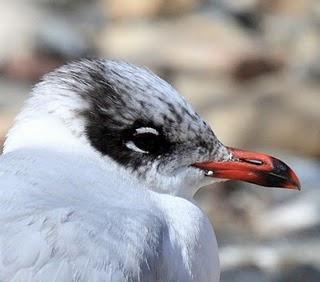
[193,147,301,190]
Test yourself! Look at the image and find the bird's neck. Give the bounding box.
[3,113,93,157]
[3,112,141,186]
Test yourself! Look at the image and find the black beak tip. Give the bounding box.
[271,158,301,191]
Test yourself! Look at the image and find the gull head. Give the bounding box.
[4,59,300,198]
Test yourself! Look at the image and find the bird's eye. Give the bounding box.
[125,127,165,154]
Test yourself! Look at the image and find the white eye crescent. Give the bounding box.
[126,127,160,154]
[134,127,159,136]
[125,141,149,154]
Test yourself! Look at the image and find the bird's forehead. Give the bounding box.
[104,61,188,112]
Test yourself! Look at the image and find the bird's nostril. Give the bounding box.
[242,159,264,166]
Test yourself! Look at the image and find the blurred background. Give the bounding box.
[0,0,320,281]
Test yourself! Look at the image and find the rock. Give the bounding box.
[261,0,320,82]
[221,265,270,282]
[251,156,320,238]
[34,0,98,9]
[276,264,320,282]
[172,73,233,111]
[288,27,320,82]
[203,77,320,157]
[210,0,262,30]
[0,80,28,151]
[0,2,41,60]
[219,241,320,274]
[231,10,261,31]
[0,2,99,82]
[104,0,162,20]
[104,0,201,20]
[159,0,202,16]
[214,0,260,13]
[98,13,257,73]
[261,0,312,16]
[1,54,65,82]
[231,55,284,82]
[35,16,96,60]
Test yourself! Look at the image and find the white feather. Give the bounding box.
[0,148,219,281]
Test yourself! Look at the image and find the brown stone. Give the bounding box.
[104,0,201,20]
[1,54,65,83]
[99,14,257,73]
[261,0,313,16]
[231,55,284,82]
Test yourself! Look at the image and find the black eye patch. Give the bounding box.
[131,132,163,153]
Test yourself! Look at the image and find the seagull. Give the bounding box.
[0,59,300,281]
